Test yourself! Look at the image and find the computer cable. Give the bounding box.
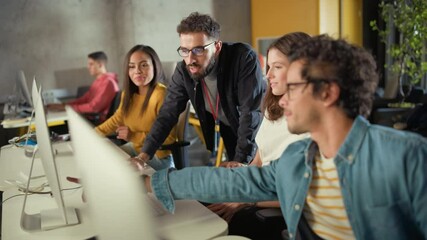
[0,193,26,207]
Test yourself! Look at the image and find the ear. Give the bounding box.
[322,82,340,107]
[215,40,223,57]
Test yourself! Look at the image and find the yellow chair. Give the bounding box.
[188,113,225,167]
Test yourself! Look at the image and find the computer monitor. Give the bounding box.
[20,86,79,231]
[66,106,158,240]
[20,77,40,149]
[16,70,33,108]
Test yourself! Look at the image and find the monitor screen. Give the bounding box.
[20,84,79,231]
[17,70,33,108]
[66,106,158,240]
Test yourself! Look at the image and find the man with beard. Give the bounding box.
[135,12,265,167]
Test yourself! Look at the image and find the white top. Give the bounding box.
[255,115,309,165]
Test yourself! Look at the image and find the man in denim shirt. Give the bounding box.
[142,35,427,239]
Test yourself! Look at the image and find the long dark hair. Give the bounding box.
[263,32,311,121]
[122,45,166,116]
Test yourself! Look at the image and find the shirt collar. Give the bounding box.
[336,116,369,164]
[304,116,369,165]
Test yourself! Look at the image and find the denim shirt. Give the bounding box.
[152,116,427,240]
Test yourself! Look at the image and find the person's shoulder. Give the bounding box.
[219,42,257,66]
[104,72,118,79]
[155,82,167,91]
[370,123,427,147]
[221,42,254,54]
[99,72,119,83]
[153,83,168,96]
[171,61,190,79]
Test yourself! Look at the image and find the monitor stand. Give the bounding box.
[20,147,79,231]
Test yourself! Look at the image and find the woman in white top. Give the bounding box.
[208,32,311,240]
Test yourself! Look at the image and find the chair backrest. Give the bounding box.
[106,90,122,119]
[172,101,191,169]
[160,61,178,86]
[159,101,191,169]
[176,101,191,142]
[84,90,121,126]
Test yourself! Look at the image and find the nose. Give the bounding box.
[136,65,143,73]
[187,51,198,62]
[266,68,273,80]
[278,94,288,109]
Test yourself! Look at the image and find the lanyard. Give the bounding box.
[202,79,220,153]
[201,79,220,122]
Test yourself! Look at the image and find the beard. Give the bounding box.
[287,107,319,134]
[186,55,216,81]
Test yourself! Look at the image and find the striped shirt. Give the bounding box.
[303,153,355,239]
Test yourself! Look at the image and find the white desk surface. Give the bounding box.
[1,110,68,129]
[0,142,228,240]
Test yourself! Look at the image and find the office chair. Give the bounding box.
[76,85,91,98]
[83,90,122,126]
[159,101,191,169]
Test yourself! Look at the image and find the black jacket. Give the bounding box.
[142,42,265,163]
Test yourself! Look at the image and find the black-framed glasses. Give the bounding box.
[177,41,216,57]
[284,82,310,100]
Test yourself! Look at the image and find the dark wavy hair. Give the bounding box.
[263,32,311,121]
[288,34,379,118]
[177,12,221,39]
[121,45,166,116]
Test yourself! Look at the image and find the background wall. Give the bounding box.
[251,0,319,52]
[0,0,251,102]
[251,0,363,51]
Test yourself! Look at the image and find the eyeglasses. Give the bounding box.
[177,41,216,57]
[283,82,310,100]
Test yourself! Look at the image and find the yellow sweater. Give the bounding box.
[95,83,176,159]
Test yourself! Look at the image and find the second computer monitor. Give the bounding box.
[66,106,158,240]
[17,70,33,108]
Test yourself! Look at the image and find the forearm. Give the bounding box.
[255,201,280,208]
[234,111,262,163]
[150,166,278,213]
[249,150,262,167]
[95,113,122,136]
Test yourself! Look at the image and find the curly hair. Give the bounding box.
[288,34,379,118]
[177,12,221,39]
[263,32,311,121]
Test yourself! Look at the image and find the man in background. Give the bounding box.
[48,51,119,122]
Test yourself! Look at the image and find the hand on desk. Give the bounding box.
[47,103,65,111]
[208,202,251,222]
[219,161,245,168]
[129,153,151,173]
[66,176,86,202]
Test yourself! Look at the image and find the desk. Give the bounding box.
[1,110,68,129]
[0,143,228,240]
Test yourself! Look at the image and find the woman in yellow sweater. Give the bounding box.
[96,45,176,170]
